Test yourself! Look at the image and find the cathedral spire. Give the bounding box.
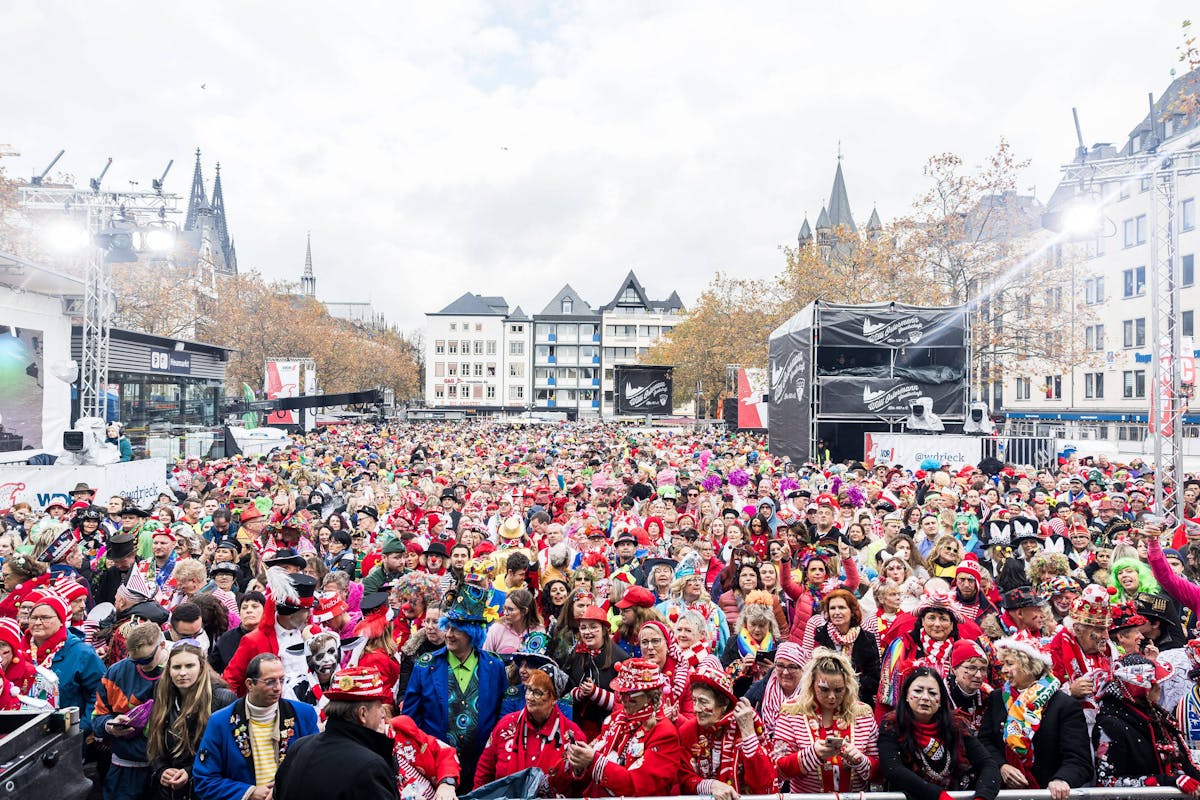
[210,162,234,271]
[827,159,857,233]
[301,232,316,297]
[184,148,208,231]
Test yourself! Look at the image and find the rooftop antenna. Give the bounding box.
[31,149,65,186]
[89,157,113,193]
[152,159,174,195]
[1144,91,1159,153]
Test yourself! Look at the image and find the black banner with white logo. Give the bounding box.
[615,366,674,415]
[819,376,964,417]
[818,305,968,349]
[768,324,813,462]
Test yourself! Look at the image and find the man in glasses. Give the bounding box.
[93,622,169,800]
[195,653,320,800]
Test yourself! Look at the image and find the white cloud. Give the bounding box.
[0,1,1189,329]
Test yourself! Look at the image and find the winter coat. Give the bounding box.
[978,685,1094,789]
[49,632,105,734]
[192,698,320,800]
[145,687,237,800]
[274,715,400,800]
[475,707,584,788]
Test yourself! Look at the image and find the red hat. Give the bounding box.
[610,657,668,694]
[616,586,656,610]
[51,576,88,603]
[324,666,394,702]
[240,505,264,522]
[311,591,348,624]
[577,605,609,625]
[689,660,736,707]
[28,590,68,624]
[404,540,424,556]
[950,639,987,669]
[1109,601,1147,632]
[956,554,983,585]
[815,492,840,511]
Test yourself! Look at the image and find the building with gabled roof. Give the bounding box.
[597,271,686,416]
[424,290,530,415]
[531,284,602,417]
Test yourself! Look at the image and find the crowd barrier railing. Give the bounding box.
[552,791,1188,800]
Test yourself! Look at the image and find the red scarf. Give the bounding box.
[919,631,953,677]
[689,709,765,790]
[591,703,657,770]
[29,627,67,669]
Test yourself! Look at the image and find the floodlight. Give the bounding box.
[906,397,945,433]
[143,227,176,252]
[44,221,91,253]
[963,401,991,435]
[1062,204,1102,236]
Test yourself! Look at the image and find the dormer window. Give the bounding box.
[621,287,639,303]
[562,298,573,313]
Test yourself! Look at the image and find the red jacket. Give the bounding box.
[677,717,777,794]
[222,624,277,694]
[551,715,682,798]
[475,707,584,789]
[390,714,459,785]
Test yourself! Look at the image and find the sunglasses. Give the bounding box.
[133,639,166,665]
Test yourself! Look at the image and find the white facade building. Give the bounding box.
[424,293,530,414]
[599,271,685,416]
[1001,68,1200,446]
[532,285,602,418]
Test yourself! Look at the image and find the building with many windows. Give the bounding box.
[1001,68,1200,445]
[423,274,686,418]
[424,293,531,414]
[599,271,685,415]
[532,285,602,417]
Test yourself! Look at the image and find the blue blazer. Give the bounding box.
[192,698,320,800]
[401,646,507,753]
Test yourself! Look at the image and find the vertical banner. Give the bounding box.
[736,367,769,429]
[768,319,813,463]
[302,364,317,431]
[264,360,300,426]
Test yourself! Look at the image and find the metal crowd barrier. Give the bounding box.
[554,792,1186,800]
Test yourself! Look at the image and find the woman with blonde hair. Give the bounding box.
[773,647,878,792]
[145,641,237,799]
[927,534,964,580]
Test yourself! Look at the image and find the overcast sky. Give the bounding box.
[2,2,1192,330]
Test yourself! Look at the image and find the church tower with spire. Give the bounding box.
[181,148,238,276]
[301,232,316,297]
[798,149,876,263]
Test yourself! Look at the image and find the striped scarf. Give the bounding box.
[918,631,953,678]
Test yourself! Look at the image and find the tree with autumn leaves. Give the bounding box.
[645,139,1097,414]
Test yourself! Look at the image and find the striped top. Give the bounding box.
[249,717,278,785]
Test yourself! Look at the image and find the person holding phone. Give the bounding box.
[773,648,877,792]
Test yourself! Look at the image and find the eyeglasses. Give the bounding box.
[250,677,284,688]
[774,663,802,673]
[28,614,59,623]
[526,688,550,699]
[958,664,988,676]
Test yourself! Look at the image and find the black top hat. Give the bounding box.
[264,547,306,570]
[107,531,137,558]
[276,573,318,614]
[425,541,449,559]
[1135,591,1174,623]
[121,504,150,518]
[359,592,390,617]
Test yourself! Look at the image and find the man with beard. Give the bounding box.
[953,555,997,621]
[947,639,992,735]
[1046,584,1117,732]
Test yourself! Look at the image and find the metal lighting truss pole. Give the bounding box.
[18,184,180,420]
[1059,137,1200,522]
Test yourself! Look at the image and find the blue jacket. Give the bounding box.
[51,632,105,735]
[92,657,160,764]
[401,646,507,754]
[192,697,320,800]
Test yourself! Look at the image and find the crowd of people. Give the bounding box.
[4,421,1200,799]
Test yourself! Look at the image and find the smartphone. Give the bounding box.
[825,736,844,748]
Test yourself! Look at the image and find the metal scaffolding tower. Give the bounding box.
[1059,135,1200,521]
[18,183,181,420]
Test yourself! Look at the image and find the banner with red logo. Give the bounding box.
[264,361,300,425]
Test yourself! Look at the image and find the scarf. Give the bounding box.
[690,708,766,789]
[681,643,709,669]
[826,624,860,652]
[590,703,658,770]
[30,627,68,669]
[918,630,953,677]
[395,740,435,800]
[736,628,774,658]
[910,719,955,786]
[1002,675,1060,785]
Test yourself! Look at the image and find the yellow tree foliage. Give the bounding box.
[645,139,1095,406]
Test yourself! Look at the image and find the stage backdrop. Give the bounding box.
[615,366,673,416]
[0,457,168,511]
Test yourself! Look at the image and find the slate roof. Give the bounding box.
[432,292,510,316]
